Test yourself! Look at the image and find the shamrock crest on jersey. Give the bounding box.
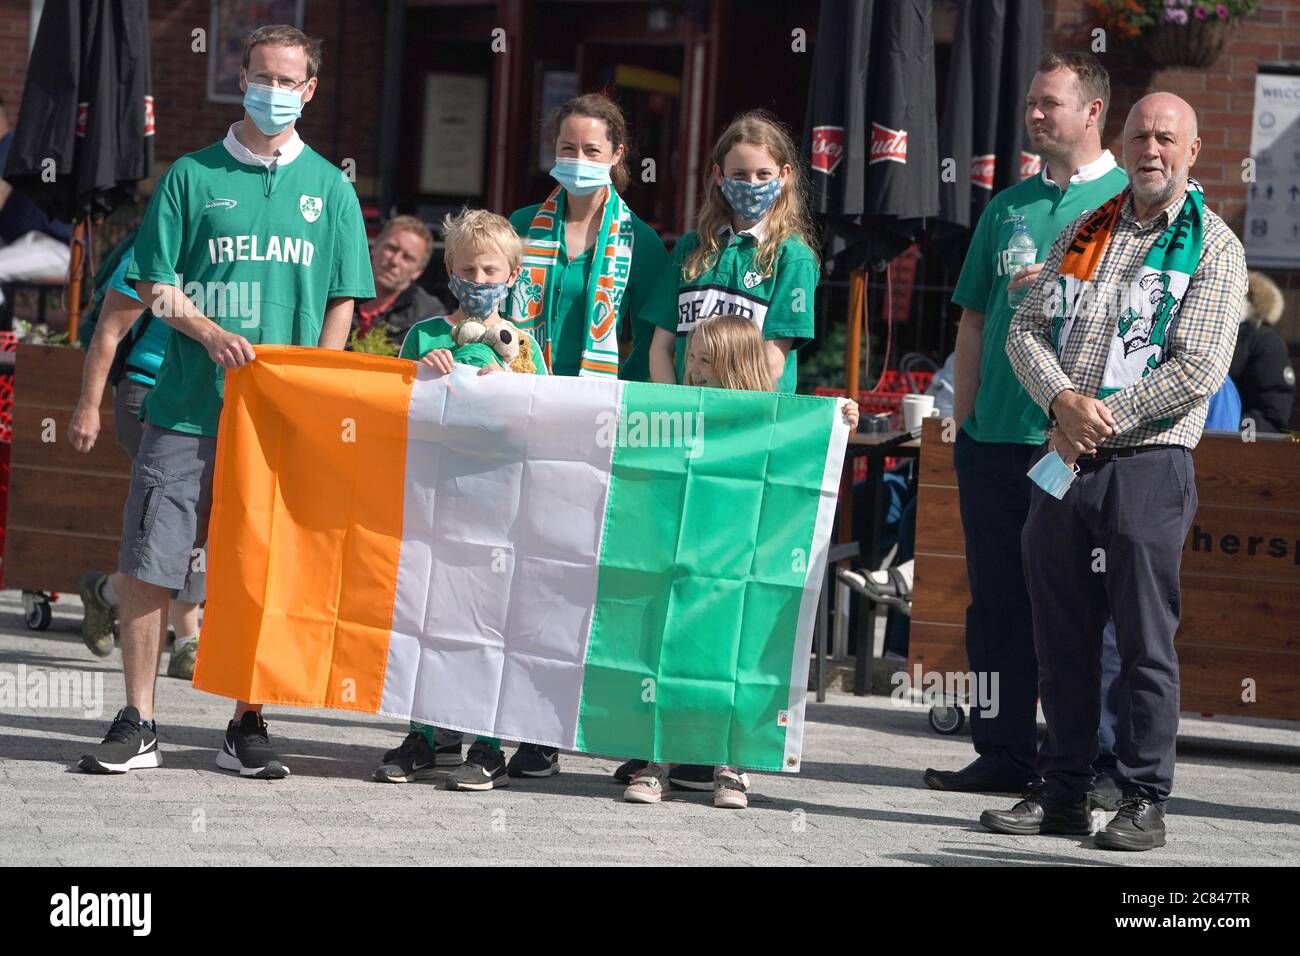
[300,194,323,223]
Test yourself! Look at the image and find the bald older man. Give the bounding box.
[984,93,1247,851]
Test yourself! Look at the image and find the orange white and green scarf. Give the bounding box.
[1050,179,1204,400]
[506,186,634,378]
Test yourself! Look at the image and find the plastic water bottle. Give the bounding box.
[1006,223,1037,309]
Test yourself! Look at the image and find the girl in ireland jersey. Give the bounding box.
[647,110,819,397]
[625,315,858,808]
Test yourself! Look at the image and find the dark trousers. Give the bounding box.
[1023,446,1196,806]
[1095,620,1122,777]
[953,430,1040,772]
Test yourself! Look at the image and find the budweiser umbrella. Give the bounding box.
[803,0,939,273]
[3,0,154,223]
[934,0,1043,236]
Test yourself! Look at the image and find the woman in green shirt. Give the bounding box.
[505,92,669,383]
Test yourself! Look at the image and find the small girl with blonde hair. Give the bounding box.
[626,314,858,808]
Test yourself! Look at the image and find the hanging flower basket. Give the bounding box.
[1141,17,1233,68]
[1088,1,1255,69]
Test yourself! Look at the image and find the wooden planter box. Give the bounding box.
[911,417,1300,721]
[4,343,132,594]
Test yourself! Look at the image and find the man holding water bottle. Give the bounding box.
[923,52,1128,794]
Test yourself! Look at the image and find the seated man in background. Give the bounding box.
[352,215,447,352]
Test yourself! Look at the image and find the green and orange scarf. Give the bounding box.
[506,185,634,378]
[1049,179,1204,399]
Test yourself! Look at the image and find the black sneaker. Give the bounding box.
[614,758,648,784]
[432,729,465,767]
[1095,792,1166,851]
[381,729,462,768]
[216,712,290,780]
[374,731,440,783]
[506,743,560,778]
[446,740,509,791]
[78,707,161,773]
[668,764,714,791]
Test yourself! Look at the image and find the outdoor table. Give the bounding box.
[816,430,922,700]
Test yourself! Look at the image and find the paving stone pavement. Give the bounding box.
[2,590,1298,867]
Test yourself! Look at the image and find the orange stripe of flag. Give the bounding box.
[194,346,413,712]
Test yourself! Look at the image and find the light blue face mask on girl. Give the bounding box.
[720,176,782,220]
[243,82,303,135]
[549,158,612,196]
[448,274,509,321]
[1027,450,1080,500]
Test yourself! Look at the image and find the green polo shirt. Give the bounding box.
[508,202,668,381]
[646,227,818,394]
[953,159,1128,444]
[126,130,375,437]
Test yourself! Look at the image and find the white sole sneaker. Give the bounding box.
[79,749,163,774]
[624,787,665,804]
[374,765,440,784]
[216,745,291,779]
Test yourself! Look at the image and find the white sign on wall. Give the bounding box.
[1244,67,1300,269]
[420,73,488,197]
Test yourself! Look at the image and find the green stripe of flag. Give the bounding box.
[575,382,834,771]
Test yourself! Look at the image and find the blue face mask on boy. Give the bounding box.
[243,82,303,135]
[719,176,782,220]
[1027,449,1080,500]
[448,274,510,321]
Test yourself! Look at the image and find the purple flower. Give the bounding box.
[1194,5,1207,18]
[1216,3,1228,18]
[1166,7,1189,22]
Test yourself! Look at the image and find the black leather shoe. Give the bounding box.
[1095,793,1166,851]
[924,754,1038,794]
[1088,772,1123,812]
[980,784,1092,835]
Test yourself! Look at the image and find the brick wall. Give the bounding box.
[1043,0,1300,350]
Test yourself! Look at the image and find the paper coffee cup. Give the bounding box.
[902,393,937,432]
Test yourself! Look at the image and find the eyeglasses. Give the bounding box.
[249,73,310,92]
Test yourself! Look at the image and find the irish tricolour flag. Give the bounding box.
[195,348,847,771]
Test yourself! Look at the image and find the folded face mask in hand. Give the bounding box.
[1027,449,1080,500]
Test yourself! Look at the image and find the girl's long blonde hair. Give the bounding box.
[683,110,818,283]
[685,315,773,392]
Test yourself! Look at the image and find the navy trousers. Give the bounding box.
[952,430,1040,773]
[1023,446,1196,806]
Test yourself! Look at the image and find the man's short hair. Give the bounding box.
[1037,51,1110,130]
[242,25,323,80]
[378,215,435,270]
[441,208,523,272]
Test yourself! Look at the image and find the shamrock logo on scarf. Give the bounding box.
[1117,272,1178,371]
